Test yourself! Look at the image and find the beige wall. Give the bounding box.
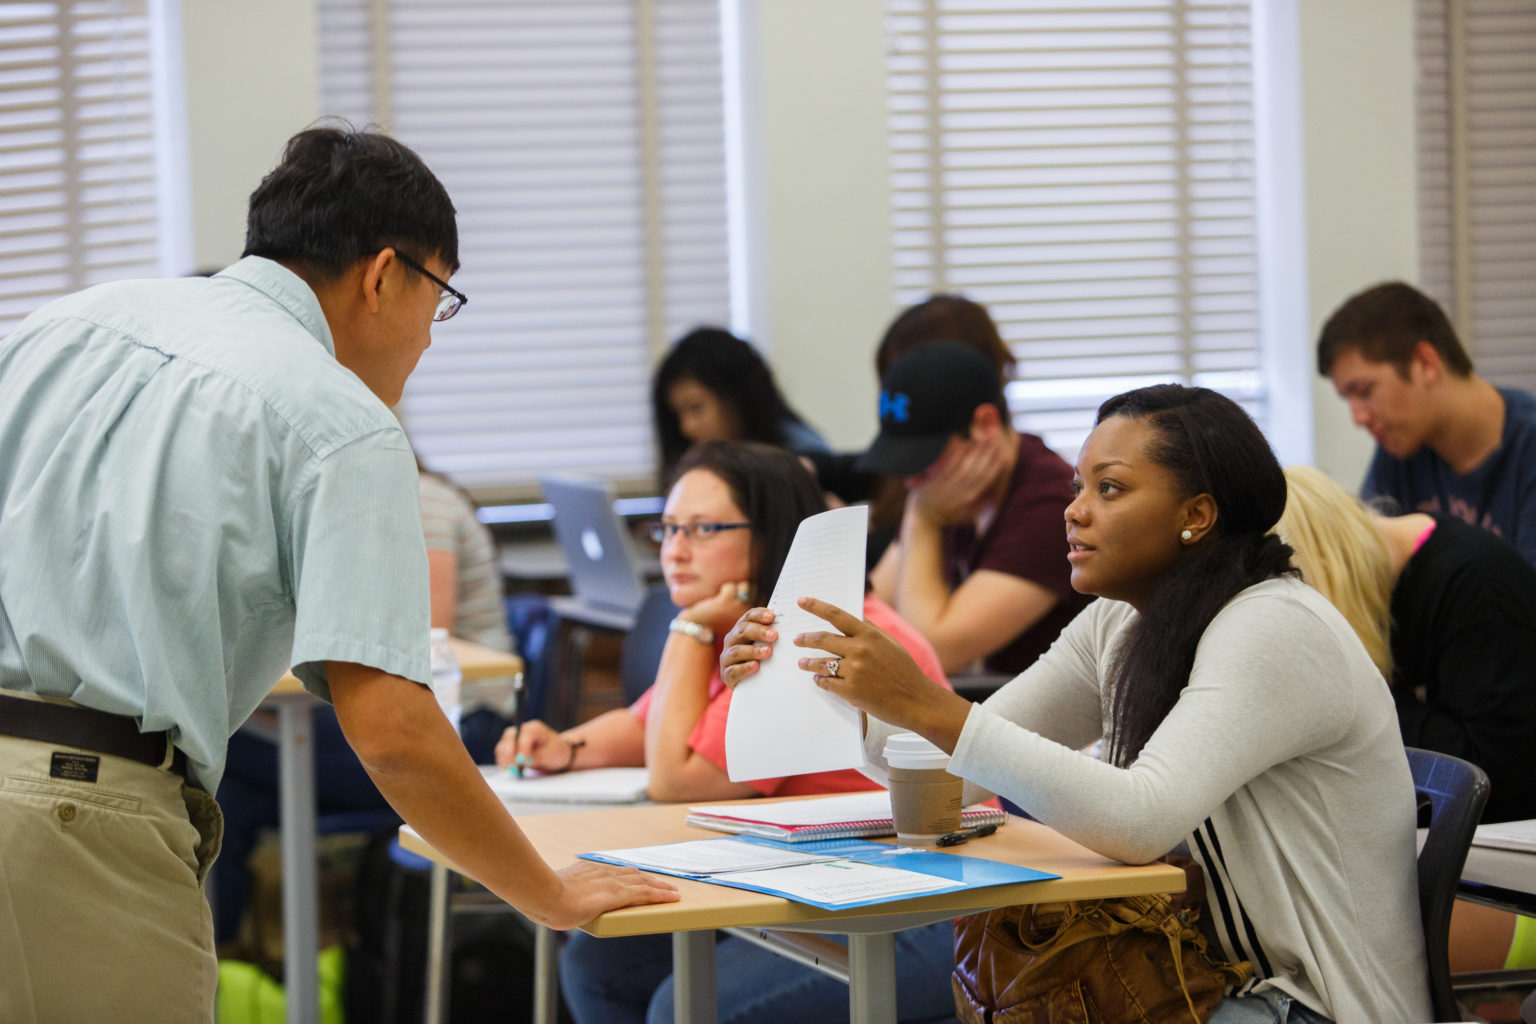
[175,0,321,271]
[732,0,896,451]
[1296,0,1420,485]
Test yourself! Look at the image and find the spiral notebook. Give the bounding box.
[686,791,1005,843]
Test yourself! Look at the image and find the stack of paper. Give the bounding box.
[1472,819,1536,854]
[590,838,839,875]
[687,791,1006,842]
[581,835,1058,911]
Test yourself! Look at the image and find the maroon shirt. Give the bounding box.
[941,433,1091,674]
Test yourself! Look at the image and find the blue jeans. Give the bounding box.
[560,920,961,1024]
[1207,988,1334,1024]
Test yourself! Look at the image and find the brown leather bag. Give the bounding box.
[951,857,1252,1024]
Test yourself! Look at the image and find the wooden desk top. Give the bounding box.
[268,637,523,697]
[398,799,1185,938]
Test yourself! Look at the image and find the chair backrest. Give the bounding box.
[1409,746,1490,1023]
[619,584,681,704]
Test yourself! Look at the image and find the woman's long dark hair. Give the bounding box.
[1099,385,1297,768]
[669,440,827,604]
[652,327,810,483]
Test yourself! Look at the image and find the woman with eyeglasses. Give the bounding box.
[497,440,960,1024]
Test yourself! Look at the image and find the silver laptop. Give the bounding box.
[539,474,647,625]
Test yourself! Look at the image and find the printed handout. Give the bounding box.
[724,505,869,781]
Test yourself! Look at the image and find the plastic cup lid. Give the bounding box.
[882,732,951,770]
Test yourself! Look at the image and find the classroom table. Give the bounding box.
[1460,841,1536,917]
[258,639,523,1024]
[398,798,1186,1024]
[1422,834,1536,996]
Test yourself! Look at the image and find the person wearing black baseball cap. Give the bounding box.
[864,341,1088,675]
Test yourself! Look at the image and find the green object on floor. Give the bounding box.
[216,945,347,1024]
[1505,914,1536,969]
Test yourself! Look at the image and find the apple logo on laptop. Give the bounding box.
[581,528,604,562]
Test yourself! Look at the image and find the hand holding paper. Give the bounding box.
[789,596,972,751]
[723,506,868,781]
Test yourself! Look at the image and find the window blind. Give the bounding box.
[884,0,1261,461]
[317,0,732,497]
[0,0,160,337]
[1417,0,1536,397]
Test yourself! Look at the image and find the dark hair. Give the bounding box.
[651,327,810,482]
[243,123,459,283]
[669,440,827,603]
[1316,281,1471,378]
[1096,385,1297,768]
[876,295,1015,416]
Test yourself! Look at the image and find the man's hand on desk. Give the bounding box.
[546,861,682,931]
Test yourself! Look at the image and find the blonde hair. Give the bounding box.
[1274,465,1396,678]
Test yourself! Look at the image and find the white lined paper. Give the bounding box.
[724,505,869,781]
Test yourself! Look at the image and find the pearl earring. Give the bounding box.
[1181,529,1193,543]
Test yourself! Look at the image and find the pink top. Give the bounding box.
[631,595,951,797]
[1412,520,1439,553]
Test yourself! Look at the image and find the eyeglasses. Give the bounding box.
[396,251,468,322]
[647,520,751,544]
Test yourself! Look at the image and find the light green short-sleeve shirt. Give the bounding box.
[0,257,431,790]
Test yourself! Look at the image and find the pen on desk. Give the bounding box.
[936,823,998,848]
[511,670,526,778]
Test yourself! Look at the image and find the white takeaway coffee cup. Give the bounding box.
[882,732,964,844]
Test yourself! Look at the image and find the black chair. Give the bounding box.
[948,667,1014,704]
[1409,746,1490,1022]
[619,584,680,703]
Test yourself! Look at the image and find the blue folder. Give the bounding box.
[580,835,1060,912]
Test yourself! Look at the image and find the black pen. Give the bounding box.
[936,823,998,847]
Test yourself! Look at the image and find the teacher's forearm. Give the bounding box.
[330,666,577,926]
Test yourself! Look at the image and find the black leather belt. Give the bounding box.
[0,693,186,777]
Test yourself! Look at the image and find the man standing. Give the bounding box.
[862,341,1087,676]
[1318,280,1536,565]
[0,126,673,1021]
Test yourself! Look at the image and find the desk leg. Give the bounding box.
[533,925,559,1024]
[847,932,897,1024]
[672,930,718,1024]
[277,702,319,1024]
[425,861,452,1024]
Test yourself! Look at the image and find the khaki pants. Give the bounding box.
[0,733,222,1023]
